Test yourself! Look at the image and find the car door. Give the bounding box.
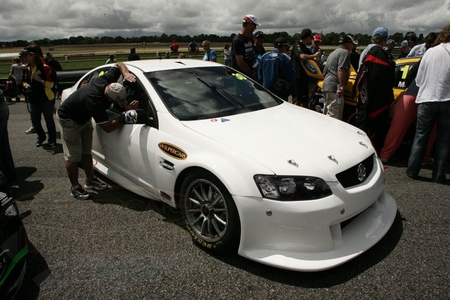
[96,77,160,200]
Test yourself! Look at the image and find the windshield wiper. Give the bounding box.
[197,76,248,110]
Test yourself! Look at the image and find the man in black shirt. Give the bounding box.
[291,28,322,107]
[57,62,142,199]
[232,14,261,79]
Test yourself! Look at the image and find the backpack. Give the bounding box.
[43,64,59,95]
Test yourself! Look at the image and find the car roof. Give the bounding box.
[395,57,421,64]
[121,59,223,73]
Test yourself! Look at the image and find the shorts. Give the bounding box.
[56,113,93,162]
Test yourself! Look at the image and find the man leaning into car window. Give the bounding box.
[56,62,145,200]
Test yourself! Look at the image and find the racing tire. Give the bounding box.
[180,170,240,254]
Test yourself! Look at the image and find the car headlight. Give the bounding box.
[254,175,332,201]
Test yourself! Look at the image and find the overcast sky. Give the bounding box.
[1,0,449,42]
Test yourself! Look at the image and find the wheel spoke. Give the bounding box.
[213,213,226,226]
[193,188,204,203]
[192,214,204,226]
[188,195,201,207]
[211,218,224,236]
[210,192,222,206]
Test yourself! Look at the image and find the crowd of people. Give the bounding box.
[1,16,449,198]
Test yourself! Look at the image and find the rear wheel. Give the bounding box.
[180,171,240,253]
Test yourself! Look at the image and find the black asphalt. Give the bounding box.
[5,100,450,299]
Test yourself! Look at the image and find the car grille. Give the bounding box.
[336,154,374,188]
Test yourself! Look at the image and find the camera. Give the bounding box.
[22,85,33,96]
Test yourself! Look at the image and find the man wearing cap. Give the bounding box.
[258,37,297,101]
[321,35,354,120]
[356,27,395,152]
[291,28,322,107]
[398,40,410,58]
[232,14,260,78]
[385,39,396,59]
[57,62,143,199]
[253,31,266,56]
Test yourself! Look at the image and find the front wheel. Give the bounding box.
[180,171,240,253]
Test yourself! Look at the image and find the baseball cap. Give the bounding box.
[387,39,396,45]
[339,35,353,44]
[274,37,289,47]
[254,31,264,38]
[243,14,261,26]
[313,34,322,42]
[106,83,127,102]
[401,40,408,47]
[22,45,40,55]
[372,27,388,38]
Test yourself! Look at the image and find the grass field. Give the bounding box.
[0,43,228,77]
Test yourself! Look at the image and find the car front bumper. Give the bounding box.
[233,160,397,272]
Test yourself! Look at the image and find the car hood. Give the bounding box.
[181,103,374,179]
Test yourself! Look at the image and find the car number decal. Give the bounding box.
[158,143,188,160]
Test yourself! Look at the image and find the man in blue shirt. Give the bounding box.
[201,40,217,62]
[258,37,297,102]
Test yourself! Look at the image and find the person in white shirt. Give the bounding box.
[406,24,450,183]
[407,32,438,57]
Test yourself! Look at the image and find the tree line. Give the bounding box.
[1,31,428,48]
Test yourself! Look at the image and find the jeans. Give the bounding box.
[29,99,56,144]
[407,101,450,182]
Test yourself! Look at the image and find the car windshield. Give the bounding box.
[145,66,283,120]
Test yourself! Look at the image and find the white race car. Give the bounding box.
[61,59,397,272]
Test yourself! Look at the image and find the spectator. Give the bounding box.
[349,35,360,71]
[258,37,297,102]
[405,32,418,49]
[106,54,117,64]
[0,93,16,183]
[170,40,179,53]
[128,47,141,61]
[308,34,325,103]
[187,39,199,57]
[201,40,217,62]
[165,52,171,59]
[406,23,450,183]
[45,52,62,71]
[178,53,186,59]
[407,32,438,57]
[253,31,266,56]
[398,40,410,58]
[18,50,36,134]
[291,28,322,107]
[380,59,437,165]
[223,44,232,66]
[232,14,260,79]
[356,27,395,153]
[56,62,143,199]
[385,39,396,59]
[21,45,57,148]
[310,34,325,68]
[9,57,22,102]
[322,35,353,120]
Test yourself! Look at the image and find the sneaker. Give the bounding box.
[25,127,36,134]
[48,142,56,148]
[71,185,90,200]
[84,177,108,191]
